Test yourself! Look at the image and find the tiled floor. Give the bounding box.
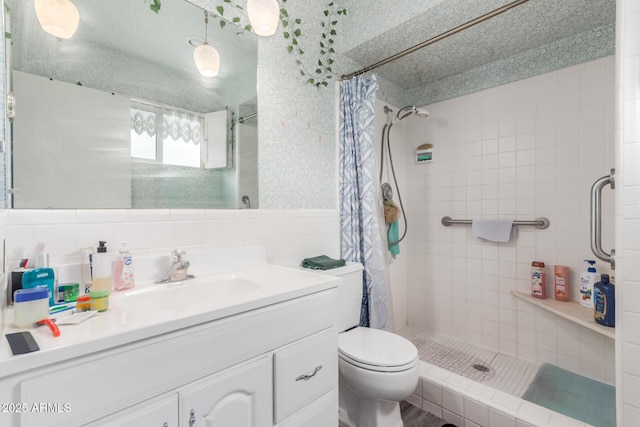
[400,401,450,427]
[340,402,449,427]
[398,327,539,396]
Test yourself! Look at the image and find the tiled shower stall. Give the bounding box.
[400,56,616,384]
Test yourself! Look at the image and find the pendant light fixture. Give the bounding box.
[34,0,80,39]
[247,0,279,36]
[193,10,220,77]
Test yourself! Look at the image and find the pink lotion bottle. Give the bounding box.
[112,242,135,291]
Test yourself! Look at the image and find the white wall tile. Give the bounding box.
[464,397,489,427]
[405,394,422,409]
[517,401,553,426]
[422,399,443,419]
[5,210,340,273]
[442,408,464,427]
[422,379,442,405]
[548,412,585,427]
[443,388,464,416]
[405,56,615,381]
[489,408,517,427]
[616,4,640,418]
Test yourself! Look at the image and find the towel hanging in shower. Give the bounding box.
[471,219,514,242]
[384,200,400,256]
[388,221,400,256]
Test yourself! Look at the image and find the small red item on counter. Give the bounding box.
[34,319,60,337]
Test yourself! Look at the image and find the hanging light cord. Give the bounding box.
[203,10,209,44]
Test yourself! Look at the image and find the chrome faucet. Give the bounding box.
[156,250,195,283]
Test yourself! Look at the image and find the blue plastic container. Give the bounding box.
[594,274,615,327]
[21,267,56,306]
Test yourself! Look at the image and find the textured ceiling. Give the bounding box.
[343,0,616,90]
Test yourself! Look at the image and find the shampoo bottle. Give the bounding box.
[531,261,546,299]
[594,274,615,327]
[554,265,569,301]
[112,241,135,291]
[580,260,598,308]
[91,241,112,293]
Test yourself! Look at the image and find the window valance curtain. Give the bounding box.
[130,103,203,146]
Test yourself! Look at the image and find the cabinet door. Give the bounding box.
[180,355,272,427]
[90,394,179,427]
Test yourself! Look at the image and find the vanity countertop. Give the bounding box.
[0,264,340,379]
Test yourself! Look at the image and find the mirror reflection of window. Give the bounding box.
[130,109,157,160]
[162,133,201,168]
[130,103,203,168]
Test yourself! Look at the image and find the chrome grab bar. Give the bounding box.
[590,169,615,269]
[441,216,549,229]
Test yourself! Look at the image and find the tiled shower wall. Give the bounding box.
[404,56,616,384]
[618,0,640,424]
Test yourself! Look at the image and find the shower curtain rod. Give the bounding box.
[238,112,258,123]
[340,0,530,81]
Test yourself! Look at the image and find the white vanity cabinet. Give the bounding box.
[0,288,338,427]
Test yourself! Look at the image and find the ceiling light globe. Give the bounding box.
[194,42,220,77]
[247,0,279,36]
[34,0,80,39]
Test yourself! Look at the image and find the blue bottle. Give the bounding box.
[594,274,615,327]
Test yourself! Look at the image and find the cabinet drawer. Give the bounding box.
[273,328,337,423]
[89,394,179,427]
[274,391,337,427]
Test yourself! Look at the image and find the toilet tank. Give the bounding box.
[310,262,364,332]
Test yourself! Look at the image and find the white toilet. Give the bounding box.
[315,262,420,427]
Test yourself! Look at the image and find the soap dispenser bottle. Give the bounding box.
[580,260,598,308]
[113,241,135,291]
[91,241,112,293]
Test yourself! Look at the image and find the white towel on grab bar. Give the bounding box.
[471,219,514,242]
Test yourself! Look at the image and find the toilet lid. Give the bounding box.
[338,327,418,371]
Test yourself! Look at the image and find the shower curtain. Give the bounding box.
[339,74,394,330]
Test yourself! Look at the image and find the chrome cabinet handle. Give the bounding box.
[189,409,196,427]
[296,365,323,381]
[590,168,615,269]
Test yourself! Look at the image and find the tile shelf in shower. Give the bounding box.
[512,291,615,340]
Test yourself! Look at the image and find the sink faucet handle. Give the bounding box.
[171,249,187,261]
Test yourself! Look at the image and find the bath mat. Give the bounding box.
[522,363,615,427]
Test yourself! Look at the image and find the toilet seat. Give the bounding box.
[338,327,418,373]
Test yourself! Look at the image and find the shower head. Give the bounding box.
[414,107,430,117]
[396,105,430,121]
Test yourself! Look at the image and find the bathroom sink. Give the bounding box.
[112,275,262,312]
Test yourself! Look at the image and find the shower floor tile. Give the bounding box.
[398,327,539,397]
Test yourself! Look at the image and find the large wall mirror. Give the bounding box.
[6,0,258,209]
